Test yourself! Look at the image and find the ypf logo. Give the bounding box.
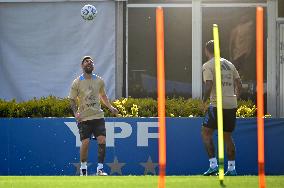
[64,121,158,147]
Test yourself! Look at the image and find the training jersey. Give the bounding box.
[202,58,240,109]
[69,74,105,121]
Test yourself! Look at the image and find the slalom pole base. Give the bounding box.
[219,180,226,187]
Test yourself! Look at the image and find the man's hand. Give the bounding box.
[70,99,81,121]
[235,78,242,99]
[109,106,119,116]
[75,112,82,122]
[202,101,208,114]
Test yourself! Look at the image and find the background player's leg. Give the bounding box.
[224,132,237,176]
[202,126,218,175]
[202,126,216,159]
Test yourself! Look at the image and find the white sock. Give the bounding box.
[209,157,218,169]
[81,162,87,170]
[228,160,235,171]
[97,163,103,171]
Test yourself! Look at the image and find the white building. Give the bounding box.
[0,0,283,117]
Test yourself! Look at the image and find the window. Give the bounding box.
[202,7,267,102]
[128,7,192,98]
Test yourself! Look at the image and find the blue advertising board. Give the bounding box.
[0,118,284,175]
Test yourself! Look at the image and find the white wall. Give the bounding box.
[0,1,116,101]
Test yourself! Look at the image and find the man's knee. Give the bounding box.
[97,135,106,144]
[81,138,90,146]
[201,126,213,139]
[224,132,234,143]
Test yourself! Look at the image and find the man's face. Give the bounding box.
[82,58,94,74]
[205,48,210,60]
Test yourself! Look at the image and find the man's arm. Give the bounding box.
[229,28,237,61]
[69,79,80,120]
[234,78,242,99]
[100,89,119,115]
[70,98,81,122]
[70,99,78,116]
[203,80,213,102]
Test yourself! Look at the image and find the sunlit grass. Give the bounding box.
[1,176,284,188]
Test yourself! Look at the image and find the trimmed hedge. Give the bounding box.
[0,96,261,118]
[0,96,73,118]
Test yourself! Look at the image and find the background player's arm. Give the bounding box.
[203,80,213,102]
[233,65,242,99]
[202,64,213,103]
[234,78,242,99]
[229,28,237,61]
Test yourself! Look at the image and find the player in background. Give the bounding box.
[69,56,119,176]
[201,40,242,176]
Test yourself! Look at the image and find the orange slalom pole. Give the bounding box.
[156,7,166,188]
[256,6,266,188]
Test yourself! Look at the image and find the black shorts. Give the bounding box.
[77,118,106,141]
[202,106,237,132]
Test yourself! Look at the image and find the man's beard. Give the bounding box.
[84,67,93,74]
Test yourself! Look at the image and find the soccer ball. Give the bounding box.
[81,4,97,21]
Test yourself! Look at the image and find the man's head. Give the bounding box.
[81,56,94,74]
[205,40,214,60]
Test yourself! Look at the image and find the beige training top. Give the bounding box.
[202,58,240,109]
[69,74,105,121]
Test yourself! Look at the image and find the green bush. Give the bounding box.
[0,96,73,118]
[0,96,261,118]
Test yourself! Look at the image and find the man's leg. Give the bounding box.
[96,135,107,175]
[201,126,218,175]
[224,132,236,161]
[201,126,215,158]
[80,138,90,176]
[223,107,237,176]
[224,132,237,175]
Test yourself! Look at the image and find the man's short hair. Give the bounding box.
[81,56,93,64]
[205,40,214,54]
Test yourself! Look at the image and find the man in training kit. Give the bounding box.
[201,40,242,176]
[69,56,119,176]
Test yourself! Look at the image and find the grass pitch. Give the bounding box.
[1,176,284,188]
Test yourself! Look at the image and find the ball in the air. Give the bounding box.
[81,4,97,21]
